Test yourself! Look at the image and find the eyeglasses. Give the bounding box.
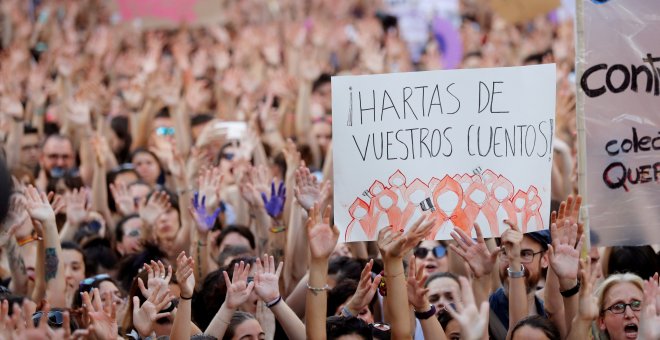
[49,167,79,179]
[602,300,642,315]
[414,245,446,259]
[32,310,64,328]
[79,273,111,293]
[155,127,175,136]
[499,248,544,263]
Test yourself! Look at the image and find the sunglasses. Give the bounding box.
[155,127,175,136]
[32,310,64,328]
[413,245,446,259]
[220,152,235,161]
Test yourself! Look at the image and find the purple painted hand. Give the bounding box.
[193,192,222,231]
[261,181,285,218]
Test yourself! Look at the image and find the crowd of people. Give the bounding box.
[0,0,659,339]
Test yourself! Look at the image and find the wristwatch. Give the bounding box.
[507,264,525,278]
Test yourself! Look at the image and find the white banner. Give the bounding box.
[332,65,556,242]
[578,0,660,246]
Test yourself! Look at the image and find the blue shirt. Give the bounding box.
[489,287,547,330]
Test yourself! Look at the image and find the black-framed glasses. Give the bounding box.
[32,310,64,328]
[602,300,642,315]
[499,248,544,263]
[414,245,446,259]
[79,273,111,292]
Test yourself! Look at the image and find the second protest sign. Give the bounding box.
[332,64,556,242]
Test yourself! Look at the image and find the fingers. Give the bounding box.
[503,219,519,232]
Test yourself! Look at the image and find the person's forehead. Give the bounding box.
[427,277,459,292]
[125,217,143,229]
[418,240,440,249]
[43,138,73,152]
[62,249,83,262]
[98,280,119,292]
[604,282,643,305]
[521,235,544,251]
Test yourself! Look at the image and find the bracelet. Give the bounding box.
[270,226,286,233]
[384,270,404,278]
[197,240,207,247]
[414,304,437,320]
[560,280,581,298]
[306,283,329,293]
[507,264,525,278]
[265,295,282,308]
[180,294,193,300]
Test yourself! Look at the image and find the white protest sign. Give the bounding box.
[577,0,660,246]
[332,65,556,242]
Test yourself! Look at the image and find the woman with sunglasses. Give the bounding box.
[413,240,449,276]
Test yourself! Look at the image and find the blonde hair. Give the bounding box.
[592,273,644,340]
[594,273,644,312]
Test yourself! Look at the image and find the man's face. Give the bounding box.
[40,138,75,172]
[20,133,41,169]
[498,236,548,294]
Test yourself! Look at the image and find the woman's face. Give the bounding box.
[132,152,160,186]
[444,319,461,340]
[598,282,643,340]
[117,217,144,255]
[63,249,86,292]
[108,129,124,154]
[231,319,265,340]
[426,277,460,315]
[312,121,332,154]
[98,281,123,306]
[414,240,449,275]
[154,208,180,240]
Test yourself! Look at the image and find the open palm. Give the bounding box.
[548,220,583,281]
[254,254,283,302]
[306,204,339,260]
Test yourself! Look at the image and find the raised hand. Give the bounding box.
[450,223,500,278]
[139,191,171,226]
[639,273,660,340]
[64,188,88,226]
[24,186,55,223]
[548,219,584,288]
[261,181,286,219]
[254,254,283,302]
[406,255,430,311]
[551,195,584,241]
[294,165,327,212]
[377,215,436,260]
[0,196,26,248]
[347,259,382,314]
[239,166,270,209]
[133,280,174,337]
[176,252,195,299]
[577,258,599,321]
[82,288,118,340]
[281,139,301,171]
[197,167,223,214]
[190,192,222,233]
[223,261,255,309]
[109,181,136,216]
[501,220,523,263]
[306,203,340,261]
[446,277,490,340]
[138,260,173,300]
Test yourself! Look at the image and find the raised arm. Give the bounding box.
[24,186,66,308]
[255,254,306,340]
[205,261,255,338]
[501,220,526,336]
[566,258,599,340]
[377,214,435,340]
[305,203,339,340]
[406,256,446,340]
[446,276,490,340]
[171,251,195,340]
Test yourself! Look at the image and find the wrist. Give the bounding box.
[559,278,578,292]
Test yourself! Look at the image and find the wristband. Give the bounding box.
[270,226,286,233]
[414,304,437,320]
[306,283,329,293]
[180,294,193,300]
[560,280,581,298]
[507,264,525,278]
[265,295,282,308]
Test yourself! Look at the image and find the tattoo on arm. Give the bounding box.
[44,248,59,282]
